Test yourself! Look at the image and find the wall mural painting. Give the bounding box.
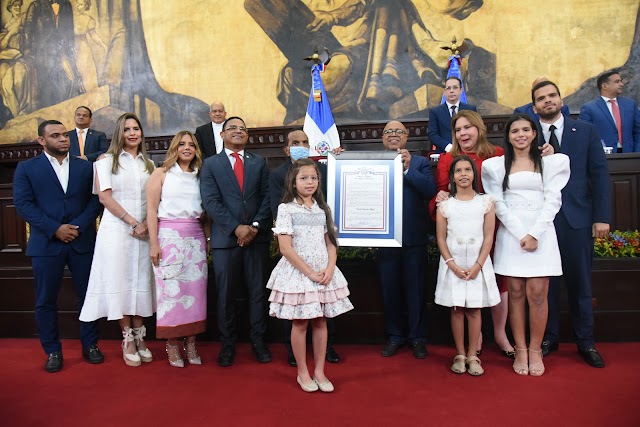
[0,0,639,144]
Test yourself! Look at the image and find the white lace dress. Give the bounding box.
[80,153,156,321]
[267,201,354,320]
[434,194,500,308]
[481,154,570,277]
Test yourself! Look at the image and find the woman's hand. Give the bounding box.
[318,266,335,285]
[465,263,482,280]
[150,244,161,267]
[520,234,538,251]
[306,270,325,283]
[132,222,148,239]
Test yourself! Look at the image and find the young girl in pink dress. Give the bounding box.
[267,158,353,393]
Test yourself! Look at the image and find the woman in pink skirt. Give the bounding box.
[147,131,208,367]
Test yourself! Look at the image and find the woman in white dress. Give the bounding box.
[80,113,156,367]
[147,131,208,368]
[482,114,570,376]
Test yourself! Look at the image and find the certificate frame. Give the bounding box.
[326,151,403,247]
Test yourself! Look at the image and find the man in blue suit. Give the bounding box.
[377,120,437,359]
[13,120,104,372]
[514,76,571,120]
[68,106,109,162]
[532,81,611,368]
[200,116,272,367]
[428,77,477,153]
[578,70,640,153]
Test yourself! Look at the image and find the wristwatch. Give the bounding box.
[251,221,260,230]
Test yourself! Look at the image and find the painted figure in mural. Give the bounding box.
[0,0,35,122]
[22,0,84,109]
[73,0,108,92]
[246,0,491,124]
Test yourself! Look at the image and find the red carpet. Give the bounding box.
[0,339,637,427]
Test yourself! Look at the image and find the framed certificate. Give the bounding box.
[326,152,403,247]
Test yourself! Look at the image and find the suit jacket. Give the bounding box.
[13,154,102,256]
[538,117,611,229]
[428,102,477,152]
[200,150,271,248]
[269,159,328,217]
[400,155,437,246]
[513,103,571,121]
[578,96,640,153]
[68,128,108,162]
[195,122,219,159]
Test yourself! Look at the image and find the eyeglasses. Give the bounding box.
[445,86,460,90]
[225,125,248,133]
[297,175,319,182]
[383,129,407,136]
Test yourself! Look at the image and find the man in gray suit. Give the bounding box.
[200,116,272,367]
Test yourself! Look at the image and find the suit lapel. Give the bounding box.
[217,152,242,194]
[596,98,616,128]
[37,153,65,193]
[244,152,255,192]
[560,119,577,155]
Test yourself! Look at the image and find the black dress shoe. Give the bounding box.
[217,344,236,367]
[45,351,63,373]
[411,342,428,359]
[326,346,340,363]
[380,342,401,357]
[82,345,104,364]
[253,343,272,363]
[579,348,605,368]
[541,341,559,357]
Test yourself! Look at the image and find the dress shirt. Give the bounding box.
[224,148,245,167]
[446,102,460,117]
[540,115,565,147]
[43,151,70,193]
[212,122,224,154]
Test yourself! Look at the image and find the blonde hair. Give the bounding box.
[107,113,154,174]
[450,110,497,160]
[161,131,203,174]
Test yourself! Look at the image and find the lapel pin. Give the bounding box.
[572,128,576,132]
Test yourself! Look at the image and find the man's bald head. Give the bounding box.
[209,102,227,124]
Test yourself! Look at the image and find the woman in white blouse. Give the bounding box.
[482,114,570,377]
[80,113,156,367]
[147,131,208,368]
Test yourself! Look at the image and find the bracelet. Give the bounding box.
[119,212,127,219]
[444,258,454,264]
[475,261,483,268]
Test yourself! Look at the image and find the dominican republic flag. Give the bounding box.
[440,54,468,104]
[304,63,340,157]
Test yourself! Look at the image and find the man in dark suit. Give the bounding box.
[13,120,104,373]
[532,81,611,368]
[514,76,571,120]
[195,101,227,158]
[269,129,341,366]
[428,77,477,153]
[578,70,640,153]
[68,106,109,162]
[200,116,272,367]
[378,120,437,359]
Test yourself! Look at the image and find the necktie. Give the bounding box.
[548,125,560,152]
[78,129,85,156]
[608,99,623,146]
[231,152,244,192]
[450,105,457,117]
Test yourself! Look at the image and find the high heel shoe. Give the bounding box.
[132,326,153,363]
[122,326,141,367]
[166,342,184,368]
[184,340,202,365]
[512,347,528,375]
[528,348,545,376]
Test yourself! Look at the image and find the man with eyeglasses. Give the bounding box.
[378,121,437,359]
[428,77,477,153]
[195,101,227,158]
[200,116,273,367]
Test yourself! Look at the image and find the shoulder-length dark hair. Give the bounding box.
[502,114,542,191]
[107,113,154,175]
[281,158,338,248]
[448,154,479,197]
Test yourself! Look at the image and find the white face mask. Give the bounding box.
[289,146,310,161]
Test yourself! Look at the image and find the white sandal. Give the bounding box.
[451,354,467,374]
[122,326,141,367]
[466,355,484,376]
[132,326,153,363]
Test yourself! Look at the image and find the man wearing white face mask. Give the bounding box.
[269,129,340,366]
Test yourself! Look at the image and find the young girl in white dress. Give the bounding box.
[80,113,156,367]
[267,158,353,393]
[435,155,500,376]
[482,114,570,376]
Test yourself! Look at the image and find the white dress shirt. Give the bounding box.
[539,115,565,147]
[212,122,224,154]
[225,148,245,167]
[43,151,70,193]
